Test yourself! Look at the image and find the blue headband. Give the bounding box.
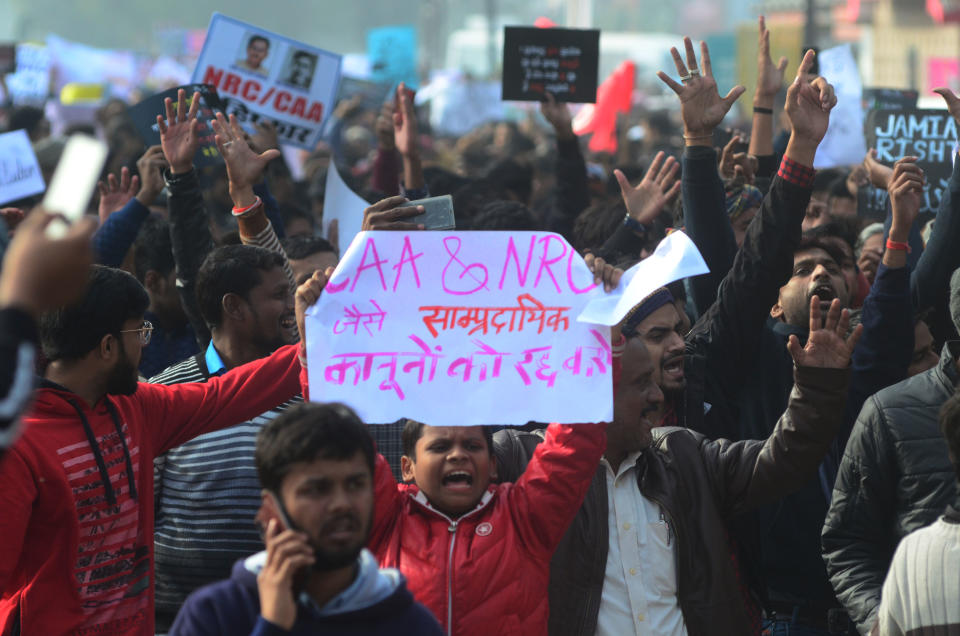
[621,287,675,338]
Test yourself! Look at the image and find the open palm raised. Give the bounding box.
[787,297,862,369]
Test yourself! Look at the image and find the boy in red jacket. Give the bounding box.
[0,265,308,636]
[296,267,633,636]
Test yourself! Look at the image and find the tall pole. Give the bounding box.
[486,0,497,78]
[804,0,818,48]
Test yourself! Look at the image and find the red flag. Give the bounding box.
[534,16,557,28]
[573,60,636,154]
[928,0,945,22]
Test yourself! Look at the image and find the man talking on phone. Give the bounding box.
[169,402,442,636]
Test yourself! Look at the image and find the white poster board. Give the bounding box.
[323,162,367,255]
[814,44,867,169]
[305,231,613,426]
[0,129,46,204]
[190,13,341,149]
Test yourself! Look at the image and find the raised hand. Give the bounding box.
[97,167,140,223]
[719,135,758,184]
[361,195,424,231]
[211,112,281,206]
[614,151,681,225]
[863,148,893,190]
[657,37,746,142]
[393,82,418,158]
[784,50,837,164]
[134,145,169,208]
[888,156,924,240]
[933,87,960,126]
[0,209,97,317]
[375,100,396,151]
[755,15,788,102]
[540,91,575,141]
[295,266,335,347]
[249,121,280,155]
[787,297,862,368]
[583,253,623,293]
[157,88,201,174]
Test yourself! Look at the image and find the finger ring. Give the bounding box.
[680,73,692,82]
[223,141,234,148]
[688,69,701,77]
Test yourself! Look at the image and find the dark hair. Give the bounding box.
[939,390,960,481]
[279,205,315,232]
[470,200,538,231]
[7,106,45,136]
[282,235,337,260]
[133,215,174,282]
[401,419,494,459]
[812,168,846,194]
[573,200,625,254]
[828,177,854,201]
[292,50,313,63]
[795,234,850,271]
[40,265,149,362]
[248,35,269,49]
[805,217,861,252]
[425,167,472,197]
[256,402,375,493]
[452,180,509,228]
[195,245,286,329]
[485,159,534,204]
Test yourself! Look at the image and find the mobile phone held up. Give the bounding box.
[400,194,455,231]
[43,135,108,239]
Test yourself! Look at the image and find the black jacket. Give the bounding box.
[821,342,960,635]
[0,308,38,460]
[495,366,850,636]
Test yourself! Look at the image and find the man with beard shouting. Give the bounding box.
[0,265,304,636]
[168,403,443,635]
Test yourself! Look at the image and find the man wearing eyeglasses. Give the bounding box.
[0,264,320,636]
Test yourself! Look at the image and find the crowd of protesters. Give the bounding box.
[1,16,959,636]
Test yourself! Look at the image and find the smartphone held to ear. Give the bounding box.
[43,135,108,239]
[400,194,455,230]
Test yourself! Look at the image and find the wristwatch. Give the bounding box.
[624,214,650,236]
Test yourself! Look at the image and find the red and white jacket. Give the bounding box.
[367,421,605,636]
[0,344,301,636]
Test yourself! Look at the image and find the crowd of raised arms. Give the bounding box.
[2,16,960,636]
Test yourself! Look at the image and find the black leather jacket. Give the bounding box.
[495,366,849,636]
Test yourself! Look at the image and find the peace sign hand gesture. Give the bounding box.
[657,37,746,141]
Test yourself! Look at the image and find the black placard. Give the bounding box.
[862,88,918,113]
[128,84,225,168]
[501,26,599,103]
[865,109,958,216]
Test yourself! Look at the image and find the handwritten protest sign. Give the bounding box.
[0,129,46,205]
[368,25,418,89]
[128,84,224,168]
[867,109,956,215]
[191,13,341,149]
[578,231,708,326]
[305,231,612,426]
[501,26,599,103]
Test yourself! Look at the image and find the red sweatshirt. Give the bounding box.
[0,344,301,636]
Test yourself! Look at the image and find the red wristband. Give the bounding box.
[231,196,263,218]
[886,239,911,253]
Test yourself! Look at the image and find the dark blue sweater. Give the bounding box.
[170,556,443,636]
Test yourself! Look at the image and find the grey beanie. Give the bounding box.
[951,267,960,334]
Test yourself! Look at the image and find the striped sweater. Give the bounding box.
[876,512,960,636]
[150,352,302,631]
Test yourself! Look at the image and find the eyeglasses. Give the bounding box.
[119,320,154,346]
